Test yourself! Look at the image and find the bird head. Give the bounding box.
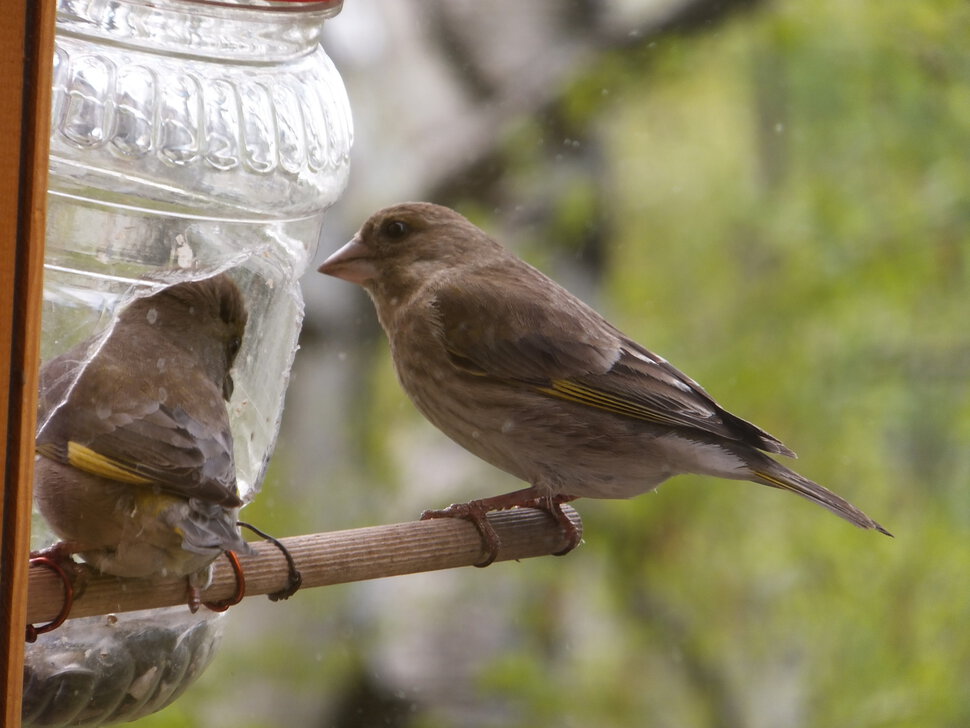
[319,202,509,303]
[121,274,248,400]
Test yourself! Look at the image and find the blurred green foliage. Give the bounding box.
[137,2,969,726]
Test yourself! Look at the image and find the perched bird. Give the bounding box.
[34,273,252,610]
[319,202,890,566]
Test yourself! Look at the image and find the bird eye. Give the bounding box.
[383,220,410,239]
[227,336,242,359]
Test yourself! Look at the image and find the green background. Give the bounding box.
[141,2,970,726]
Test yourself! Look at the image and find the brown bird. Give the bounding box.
[34,273,252,610]
[319,202,890,566]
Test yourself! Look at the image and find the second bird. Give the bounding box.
[34,273,251,608]
[319,202,890,565]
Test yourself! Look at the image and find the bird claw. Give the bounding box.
[421,502,501,567]
[518,495,581,556]
[187,583,202,614]
[421,493,581,566]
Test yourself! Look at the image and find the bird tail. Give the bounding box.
[747,457,892,537]
[177,500,253,556]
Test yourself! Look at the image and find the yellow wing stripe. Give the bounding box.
[753,470,803,495]
[66,441,154,485]
[535,379,684,427]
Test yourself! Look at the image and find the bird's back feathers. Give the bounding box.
[431,264,795,457]
[36,275,245,508]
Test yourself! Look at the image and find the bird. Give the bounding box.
[318,202,890,566]
[33,273,253,611]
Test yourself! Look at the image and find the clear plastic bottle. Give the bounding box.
[43,0,351,493]
[27,1,352,724]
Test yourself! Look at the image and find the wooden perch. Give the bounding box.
[27,506,582,625]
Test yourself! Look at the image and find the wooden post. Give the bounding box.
[0,1,56,724]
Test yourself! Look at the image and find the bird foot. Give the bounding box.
[421,492,581,567]
[29,541,78,566]
[187,583,203,614]
[523,495,581,556]
[422,501,501,567]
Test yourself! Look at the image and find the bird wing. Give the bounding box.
[432,273,794,456]
[36,353,242,507]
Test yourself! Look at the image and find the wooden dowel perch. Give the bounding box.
[27,506,582,625]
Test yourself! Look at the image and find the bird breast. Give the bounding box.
[387,308,682,500]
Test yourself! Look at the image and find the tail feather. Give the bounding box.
[175,500,252,556]
[749,460,892,537]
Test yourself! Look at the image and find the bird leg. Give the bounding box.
[30,540,80,565]
[28,539,91,599]
[421,499,503,568]
[421,487,581,567]
[521,494,581,556]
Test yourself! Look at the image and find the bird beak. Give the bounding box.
[318,235,377,284]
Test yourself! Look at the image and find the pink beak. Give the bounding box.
[318,235,377,285]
